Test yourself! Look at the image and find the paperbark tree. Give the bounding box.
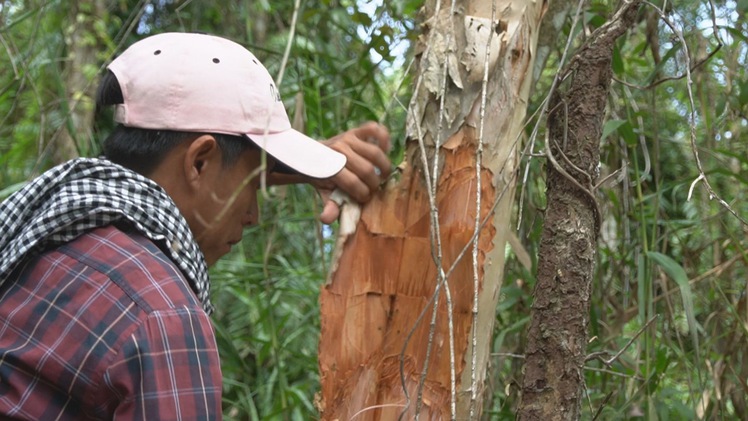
[317,0,546,419]
[517,1,642,419]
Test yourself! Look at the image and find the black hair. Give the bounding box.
[96,71,255,176]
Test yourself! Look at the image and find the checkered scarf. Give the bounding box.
[0,157,213,314]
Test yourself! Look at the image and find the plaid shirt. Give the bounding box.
[0,158,213,314]
[0,224,223,419]
[0,158,223,419]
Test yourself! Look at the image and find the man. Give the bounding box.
[0,33,390,419]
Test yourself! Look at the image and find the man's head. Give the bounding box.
[97,32,346,265]
[103,32,345,177]
[97,70,254,176]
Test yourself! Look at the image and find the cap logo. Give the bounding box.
[269,83,281,102]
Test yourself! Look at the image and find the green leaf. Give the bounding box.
[619,120,638,146]
[647,252,700,353]
[602,119,626,141]
[739,78,748,107]
[715,96,727,117]
[647,346,671,394]
[612,43,624,75]
[725,26,748,43]
[645,43,682,84]
[584,11,607,29]
[637,254,646,324]
[352,11,372,27]
[738,0,748,14]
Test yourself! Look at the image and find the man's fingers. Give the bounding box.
[352,122,391,179]
[320,200,341,224]
[317,122,392,212]
[351,121,391,153]
[345,138,392,180]
[326,122,391,176]
[334,142,383,192]
[331,167,371,203]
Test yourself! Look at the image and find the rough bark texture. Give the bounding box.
[517,2,642,420]
[317,0,545,419]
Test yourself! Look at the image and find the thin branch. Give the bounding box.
[544,100,602,234]
[620,84,651,185]
[516,0,588,232]
[398,1,444,417]
[614,0,724,92]
[585,366,643,381]
[591,392,615,421]
[275,0,302,87]
[380,57,415,125]
[491,352,526,359]
[415,0,458,417]
[350,403,408,420]
[612,46,721,90]
[490,353,645,380]
[256,0,303,196]
[415,0,456,420]
[468,1,497,418]
[0,33,19,78]
[585,314,658,367]
[643,1,748,227]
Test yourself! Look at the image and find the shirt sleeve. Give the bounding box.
[102,306,223,420]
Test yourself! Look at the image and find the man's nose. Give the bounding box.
[241,201,259,226]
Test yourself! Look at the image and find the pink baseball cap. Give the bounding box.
[107,32,346,179]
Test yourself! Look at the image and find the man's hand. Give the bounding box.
[317,122,391,224]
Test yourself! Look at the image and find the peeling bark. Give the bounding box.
[517,2,642,420]
[317,0,546,419]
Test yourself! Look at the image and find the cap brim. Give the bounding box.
[246,129,346,179]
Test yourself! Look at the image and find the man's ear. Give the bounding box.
[184,134,220,190]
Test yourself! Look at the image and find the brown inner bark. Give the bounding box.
[318,128,497,420]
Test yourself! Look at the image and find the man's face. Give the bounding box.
[191,148,267,266]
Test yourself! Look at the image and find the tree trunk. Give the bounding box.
[517,2,642,420]
[317,0,545,419]
[52,0,105,164]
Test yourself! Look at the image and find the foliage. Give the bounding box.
[1,0,747,419]
[497,0,748,419]
[2,0,414,418]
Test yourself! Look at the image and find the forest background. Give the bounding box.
[0,0,747,419]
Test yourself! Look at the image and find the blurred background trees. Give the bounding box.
[1,0,746,419]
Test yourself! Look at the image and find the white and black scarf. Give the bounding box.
[0,158,213,314]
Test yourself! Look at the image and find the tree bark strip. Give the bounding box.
[518,2,642,420]
[317,0,546,419]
